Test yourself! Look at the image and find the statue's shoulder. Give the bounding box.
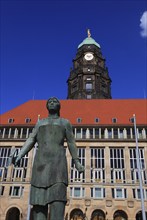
[60,118,72,128]
[60,117,69,123]
[36,118,48,126]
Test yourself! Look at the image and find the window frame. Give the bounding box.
[112,118,117,123]
[70,186,85,198]
[0,185,5,196]
[77,118,82,123]
[25,118,31,123]
[91,187,105,199]
[70,148,85,183]
[112,188,127,199]
[9,185,24,197]
[85,82,93,91]
[90,148,105,183]
[8,118,14,123]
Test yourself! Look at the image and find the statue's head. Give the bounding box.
[46,97,61,116]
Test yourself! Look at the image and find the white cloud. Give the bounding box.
[140,11,147,37]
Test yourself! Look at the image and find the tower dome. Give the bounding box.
[78,29,100,48]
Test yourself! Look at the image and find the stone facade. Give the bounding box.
[0,125,147,220]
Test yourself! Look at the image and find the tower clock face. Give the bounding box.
[84,53,94,61]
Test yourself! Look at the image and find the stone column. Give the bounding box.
[81,128,83,139]
[99,128,101,139]
[8,128,11,138]
[118,128,120,139]
[2,128,5,138]
[142,128,146,139]
[124,128,127,139]
[74,128,77,138]
[105,146,110,183]
[130,128,133,139]
[124,146,131,184]
[93,128,95,139]
[86,146,91,183]
[112,128,114,139]
[26,128,29,138]
[20,128,23,139]
[104,128,108,139]
[86,128,90,139]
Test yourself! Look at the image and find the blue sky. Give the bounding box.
[0,0,147,114]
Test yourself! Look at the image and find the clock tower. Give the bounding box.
[67,30,112,99]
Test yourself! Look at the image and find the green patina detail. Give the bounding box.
[78,37,100,48]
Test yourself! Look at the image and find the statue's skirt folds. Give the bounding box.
[30,183,67,206]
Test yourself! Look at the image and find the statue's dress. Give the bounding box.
[26,117,77,206]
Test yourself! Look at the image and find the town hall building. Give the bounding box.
[0,31,147,220]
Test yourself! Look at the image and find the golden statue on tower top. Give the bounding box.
[87,29,91,38]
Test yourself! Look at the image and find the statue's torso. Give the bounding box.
[31,117,68,187]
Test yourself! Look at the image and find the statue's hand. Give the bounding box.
[74,159,85,173]
[9,149,21,166]
[13,155,21,166]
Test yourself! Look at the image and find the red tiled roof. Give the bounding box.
[0,99,147,126]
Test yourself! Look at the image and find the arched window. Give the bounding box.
[6,207,20,220]
[91,209,105,220]
[113,210,128,220]
[70,208,84,220]
[136,211,147,220]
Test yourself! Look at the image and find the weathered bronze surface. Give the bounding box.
[13,97,84,220]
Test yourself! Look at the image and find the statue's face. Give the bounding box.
[47,98,60,112]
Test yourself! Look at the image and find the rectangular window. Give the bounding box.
[70,148,85,183]
[133,188,147,200]
[110,148,125,183]
[119,129,124,139]
[112,188,127,199]
[0,186,5,196]
[0,167,8,182]
[112,118,117,123]
[91,148,105,183]
[77,118,82,123]
[76,128,81,139]
[87,95,92,99]
[129,148,147,184]
[95,118,99,123]
[8,118,14,123]
[9,186,24,197]
[70,187,85,198]
[0,147,11,167]
[86,83,92,91]
[12,168,26,182]
[113,129,118,139]
[25,118,31,123]
[108,129,112,138]
[11,148,29,182]
[91,188,105,199]
[0,147,11,181]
